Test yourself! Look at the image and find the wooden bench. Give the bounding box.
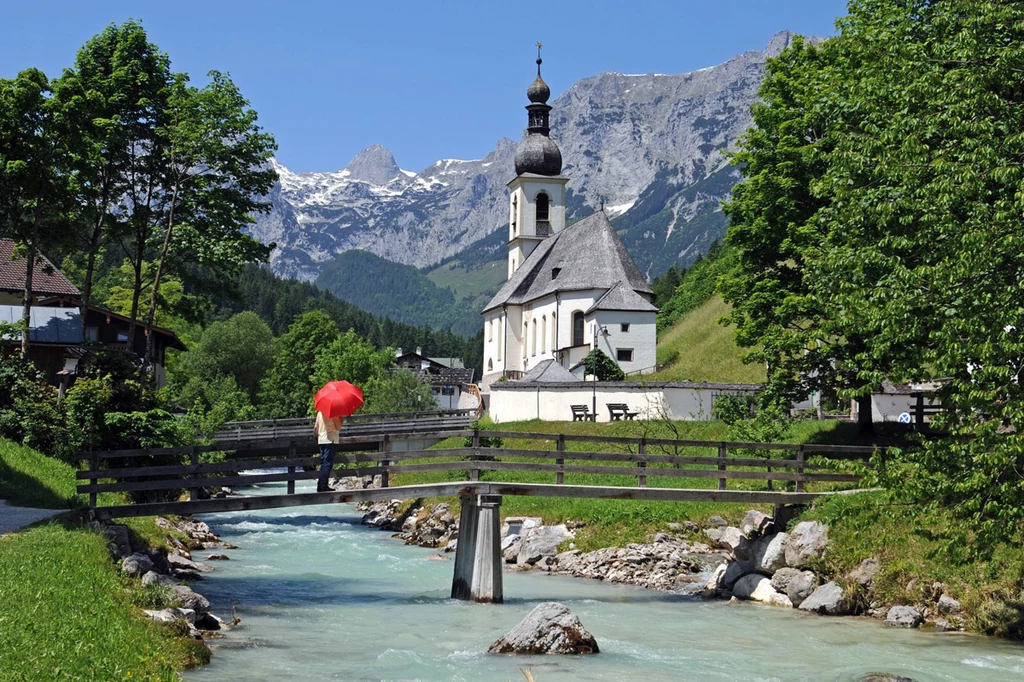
[607,403,639,421]
[571,405,595,422]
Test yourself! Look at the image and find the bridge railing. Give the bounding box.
[209,409,476,443]
[77,428,883,511]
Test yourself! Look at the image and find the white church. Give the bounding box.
[481,53,658,387]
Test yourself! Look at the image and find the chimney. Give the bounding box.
[395,347,403,357]
[416,346,422,356]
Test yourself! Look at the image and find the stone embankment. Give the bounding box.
[90,514,238,641]
[355,489,965,633]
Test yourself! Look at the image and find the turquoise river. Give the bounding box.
[184,482,1024,681]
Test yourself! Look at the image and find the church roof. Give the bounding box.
[482,211,653,313]
[585,281,658,314]
[520,359,580,383]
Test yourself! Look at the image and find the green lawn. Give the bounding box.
[651,295,766,384]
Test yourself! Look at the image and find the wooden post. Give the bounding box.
[379,435,390,489]
[717,443,727,491]
[470,428,481,482]
[638,437,647,488]
[766,448,773,492]
[795,445,805,493]
[914,392,924,430]
[188,446,200,501]
[556,434,565,485]
[89,451,98,508]
[287,441,296,495]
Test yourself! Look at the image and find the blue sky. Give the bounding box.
[4,1,849,173]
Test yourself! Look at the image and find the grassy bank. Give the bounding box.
[0,438,207,676]
[388,417,857,551]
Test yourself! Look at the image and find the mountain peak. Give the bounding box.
[765,30,796,57]
[344,144,402,186]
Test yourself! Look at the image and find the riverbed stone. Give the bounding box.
[886,605,924,628]
[121,552,154,577]
[704,563,728,593]
[704,527,751,560]
[732,574,793,607]
[722,560,754,589]
[855,675,918,682]
[786,571,818,607]
[169,585,210,615]
[517,525,572,566]
[797,581,849,615]
[937,594,961,615]
[770,567,803,593]
[740,510,774,538]
[141,571,178,587]
[753,532,789,574]
[847,557,880,588]
[784,521,829,568]
[707,515,728,528]
[488,602,599,655]
[167,553,213,573]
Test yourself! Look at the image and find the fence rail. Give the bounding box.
[78,428,882,515]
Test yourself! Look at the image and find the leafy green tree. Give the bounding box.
[363,368,437,414]
[173,311,275,402]
[0,68,78,357]
[104,259,188,330]
[582,348,625,381]
[311,329,394,389]
[259,310,341,418]
[141,70,276,370]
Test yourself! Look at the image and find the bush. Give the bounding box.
[582,348,625,381]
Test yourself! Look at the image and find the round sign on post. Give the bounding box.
[898,412,912,424]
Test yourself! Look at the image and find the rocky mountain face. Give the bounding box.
[250,31,800,281]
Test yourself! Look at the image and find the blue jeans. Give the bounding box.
[318,443,336,491]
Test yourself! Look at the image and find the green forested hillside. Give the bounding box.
[316,250,484,337]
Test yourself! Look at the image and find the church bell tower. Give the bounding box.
[507,44,568,278]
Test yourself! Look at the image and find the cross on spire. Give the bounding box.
[536,42,543,75]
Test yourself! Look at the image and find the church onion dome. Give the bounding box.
[527,73,550,103]
[515,134,563,176]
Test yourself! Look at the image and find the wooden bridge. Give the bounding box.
[78,414,881,603]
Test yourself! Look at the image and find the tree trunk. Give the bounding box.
[80,177,111,341]
[126,233,145,353]
[143,181,179,378]
[20,211,41,359]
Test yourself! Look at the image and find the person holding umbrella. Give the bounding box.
[313,380,364,492]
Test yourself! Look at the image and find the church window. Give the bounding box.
[617,348,634,362]
[551,312,556,349]
[497,318,502,360]
[572,311,585,347]
[621,323,630,333]
[488,319,493,342]
[523,323,528,358]
[531,319,537,356]
[552,267,560,280]
[488,358,493,371]
[536,192,550,222]
[541,316,547,353]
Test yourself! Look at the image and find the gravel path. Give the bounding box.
[0,500,65,534]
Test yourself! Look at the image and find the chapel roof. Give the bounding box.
[585,281,658,314]
[483,211,653,313]
[520,359,580,383]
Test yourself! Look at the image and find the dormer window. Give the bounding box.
[552,267,561,280]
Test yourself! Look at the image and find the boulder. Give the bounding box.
[932,619,953,632]
[704,563,728,593]
[784,521,829,568]
[703,527,751,560]
[885,605,923,628]
[732,574,793,607]
[937,594,961,615]
[141,571,178,587]
[770,567,804,594]
[502,534,522,563]
[169,585,210,615]
[517,525,572,566]
[740,510,774,538]
[121,552,154,577]
[167,553,213,573]
[723,560,754,589]
[707,515,728,528]
[786,571,818,607]
[847,558,880,588]
[143,608,190,624]
[103,524,132,559]
[206,553,230,561]
[752,533,789,574]
[488,602,599,655]
[797,581,849,615]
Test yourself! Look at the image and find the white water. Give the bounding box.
[185,482,1024,681]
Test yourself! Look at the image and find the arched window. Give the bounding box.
[523,323,528,358]
[488,319,493,342]
[572,311,585,347]
[541,315,547,354]
[487,358,493,371]
[536,192,550,222]
[497,318,502,360]
[531,319,537,356]
[551,312,556,350]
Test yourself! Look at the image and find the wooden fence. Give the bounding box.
[78,428,882,515]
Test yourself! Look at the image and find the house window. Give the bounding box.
[441,386,456,396]
[572,311,585,347]
[116,331,128,343]
[621,323,630,333]
[617,348,634,362]
[536,192,550,222]
[85,326,99,342]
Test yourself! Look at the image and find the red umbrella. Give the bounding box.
[314,380,364,418]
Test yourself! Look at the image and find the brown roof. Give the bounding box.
[0,239,81,297]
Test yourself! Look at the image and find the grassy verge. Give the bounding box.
[0,437,207,674]
[805,491,1024,638]
[383,417,858,551]
[0,524,208,679]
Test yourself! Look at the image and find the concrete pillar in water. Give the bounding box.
[450,494,503,603]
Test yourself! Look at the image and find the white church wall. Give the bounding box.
[488,382,760,423]
[588,310,657,375]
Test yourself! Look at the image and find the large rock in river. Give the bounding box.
[797,581,850,615]
[489,602,599,655]
[517,525,572,566]
[784,521,829,568]
[732,574,793,607]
